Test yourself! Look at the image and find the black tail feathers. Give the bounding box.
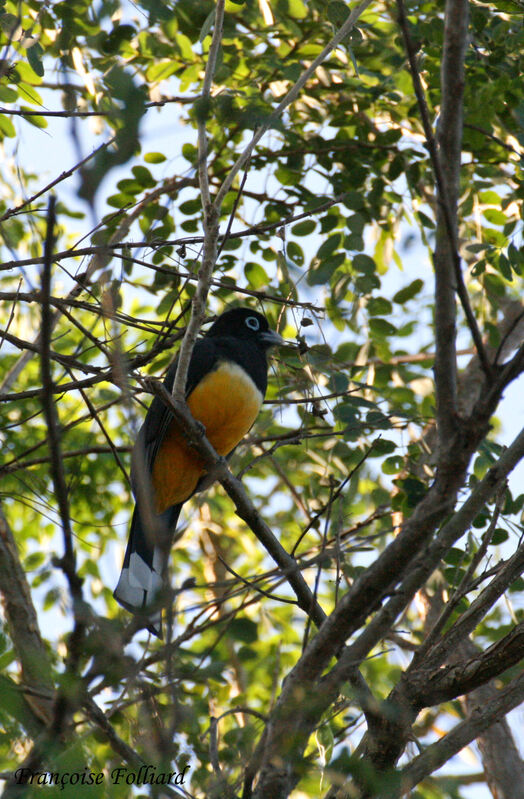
[113,503,181,637]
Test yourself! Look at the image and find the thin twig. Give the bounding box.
[215,552,298,606]
[215,0,374,208]
[171,1,225,399]
[414,484,506,662]
[40,196,82,602]
[1,445,131,475]
[413,539,524,677]
[0,191,349,274]
[0,137,115,223]
[216,167,249,261]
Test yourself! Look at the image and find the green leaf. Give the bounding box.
[144,152,167,163]
[496,253,512,280]
[26,43,44,77]
[176,31,195,61]
[288,0,308,19]
[132,165,156,187]
[292,219,316,236]
[14,61,43,84]
[0,13,20,36]
[479,190,501,204]
[347,213,365,234]
[179,198,202,215]
[275,166,300,186]
[343,191,366,211]
[484,272,506,295]
[483,208,507,226]
[367,297,393,316]
[444,566,467,584]
[317,234,342,259]
[392,279,424,304]
[199,9,216,41]
[352,253,376,274]
[24,552,46,570]
[382,455,404,475]
[117,178,142,195]
[327,1,348,27]
[193,95,212,123]
[444,547,467,566]
[19,107,47,128]
[228,618,258,643]
[244,262,269,288]
[0,85,18,102]
[416,210,435,229]
[369,317,397,336]
[102,24,136,53]
[489,528,509,545]
[146,60,179,82]
[341,41,359,76]
[307,253,345,285]
[287,240,304,265]
[334,403,361,424]
[0,115,16,137]
[107,193,131,208]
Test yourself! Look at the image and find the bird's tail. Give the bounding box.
[113,503,181,637]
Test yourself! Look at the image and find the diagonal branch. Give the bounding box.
[215,0,374,209]
[399,671,524,795]
[245,422,524,795]
[413,541,524,676]
[0,136,115,224]
[413,622,524,707]
[411,487,505,662]
[146,379,327,629]
[331,425,524,689]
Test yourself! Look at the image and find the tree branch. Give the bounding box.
[460,637,524,799]
[0,506,54,727]
[397,0,492,456]
[40,197,83,607]
[0,137,115,224]
[414,622,524,707]
[215,0,374,208]
[399,671,524,795]
[413,541,524,676]
[247,422,524,794]
[0,190,349,276]
[172,0,225,400]
[412,487,504,661]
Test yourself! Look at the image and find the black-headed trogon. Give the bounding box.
[114,307,284,635]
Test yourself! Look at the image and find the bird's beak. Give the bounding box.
[260,329,287,348]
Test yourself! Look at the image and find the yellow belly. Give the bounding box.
[151,361,262,513]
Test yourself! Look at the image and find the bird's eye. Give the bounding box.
[245,316,260,331]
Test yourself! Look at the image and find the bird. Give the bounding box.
[114,307,285,635]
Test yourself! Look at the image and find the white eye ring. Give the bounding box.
[245,316,260,331]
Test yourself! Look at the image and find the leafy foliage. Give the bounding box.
[0,1,523,798]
